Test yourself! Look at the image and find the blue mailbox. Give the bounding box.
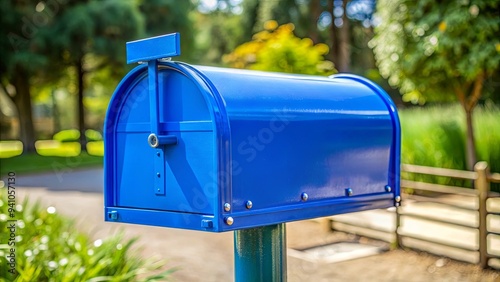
[104,33,401,232]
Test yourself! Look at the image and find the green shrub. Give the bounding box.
[35,141,81,157]
[0,141,23,159]
[85,130,103,142]
[53,130,80,143]
[52,129,103,143]
[0,190,174,281]
[400,103,500,190]
[87,141,104,157]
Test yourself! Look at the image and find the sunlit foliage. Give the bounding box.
[371,0,500,104]
[371,0,500,170]
[224,21,336,76]
[0,193,174,281]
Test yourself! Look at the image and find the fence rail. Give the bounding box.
[401,164,478,180]
[329,161,500,269]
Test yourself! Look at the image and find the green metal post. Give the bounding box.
[234,223,287,282]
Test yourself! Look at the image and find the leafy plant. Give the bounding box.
[87,141,104,157]
[85,130,103,143]
[371,0,500,171]
[224,20,336,76]
[35,141,81,157]
[53,130,81,143]
[0,191,174,281]
[0,141,23,159]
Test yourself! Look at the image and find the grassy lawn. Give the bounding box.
[0,139,104,176]
[0,152,103,176]
[0,138,104,176]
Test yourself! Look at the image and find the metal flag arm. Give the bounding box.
[126,33,181,196]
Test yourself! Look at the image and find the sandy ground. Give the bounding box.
[10,187,499,282]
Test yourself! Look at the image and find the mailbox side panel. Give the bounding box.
[197,67,400,230]
[332,74,401,201]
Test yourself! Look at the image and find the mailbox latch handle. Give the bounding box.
[148,133,177,148]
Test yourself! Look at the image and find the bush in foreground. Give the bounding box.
[0,190,173,281]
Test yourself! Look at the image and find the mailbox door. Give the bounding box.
[109,66,218,215]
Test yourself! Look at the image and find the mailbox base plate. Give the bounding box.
[105,193,393,232]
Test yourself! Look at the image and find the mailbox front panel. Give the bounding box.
[106,66,219,217]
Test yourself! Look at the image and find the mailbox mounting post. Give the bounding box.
[234,224,287,282]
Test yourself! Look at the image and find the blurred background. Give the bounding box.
[1,0,499,179]
[1,1,500,280]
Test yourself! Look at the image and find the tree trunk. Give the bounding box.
[454,73,484,171]
[308,0,321,44]
[327,0,338,65]
[11,68,36,154]
[76,58,87,151]
[365,26,376,70]
[464,107,477,171]
[462,73,484,171]
[337,0,351,72]
[243,0,260,39]
[51,89,61,134]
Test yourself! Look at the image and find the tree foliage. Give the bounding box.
[371,0,500,169]
[0,0,54,152]
[224,21,336,76]
[371,0,500,104]
[193,9,244,66]
[0,0,193,150]
[47,0,144,148]
[139,0,194,61]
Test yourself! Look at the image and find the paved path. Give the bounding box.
[14,167,103,193]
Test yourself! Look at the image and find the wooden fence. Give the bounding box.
[328,161,500,269]
[400,162,500,268]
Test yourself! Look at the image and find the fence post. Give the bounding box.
[395,205,401,248]
[475,161,490,269]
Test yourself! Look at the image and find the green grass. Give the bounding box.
[400,103,500,169]
[400,103,500,190]
[0,129,104,160]
[0,137,104,176]
[0,152,102,177]
[0,140,104,159]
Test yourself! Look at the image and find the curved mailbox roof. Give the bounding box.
[104,61,400,232]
